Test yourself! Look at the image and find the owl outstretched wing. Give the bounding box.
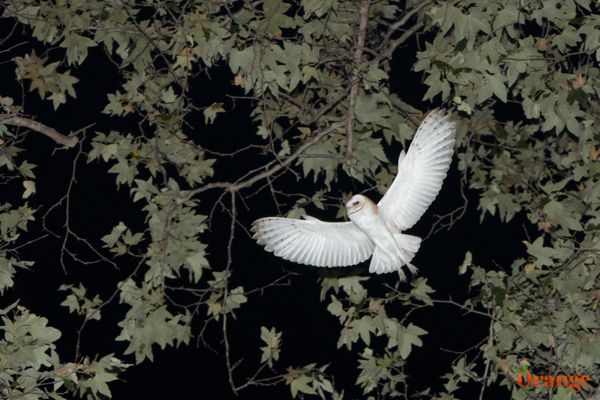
[378,110,456,231]
[251,216,374,267]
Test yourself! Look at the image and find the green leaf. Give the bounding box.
[302,0,337,17]
[259,326,282,367]
[526,236,555,267]
[203,102,225,125]
[350,317,373,345]
[458,251,472,275]
[397,323,427,359]
[185,251,209,283]
[61,33,96,65]
[290,375,317,398]
[22,180,36,199]
[355,94,379,124]
[262,0,295,34]
[409,278,434,305]
[326,295,346,323]
[224,286,247,314]
[161,86,177,104]
[489,74,507,103]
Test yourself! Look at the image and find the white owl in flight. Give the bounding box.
[252,110,456,280]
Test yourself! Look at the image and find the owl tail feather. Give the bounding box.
[368,233,422,278]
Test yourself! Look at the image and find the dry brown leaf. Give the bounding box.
[234,73,244,87]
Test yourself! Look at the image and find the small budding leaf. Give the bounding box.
[22,180,36,199]
[203,102,225,125]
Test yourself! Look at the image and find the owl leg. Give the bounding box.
[397,266,407,282]
[407,263,418,275]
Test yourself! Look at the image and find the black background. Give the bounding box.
[0,19,529,400]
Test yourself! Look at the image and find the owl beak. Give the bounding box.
[346,201,362,215]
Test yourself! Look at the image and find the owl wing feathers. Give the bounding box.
[378,109,456,231]
[251,217,374,267]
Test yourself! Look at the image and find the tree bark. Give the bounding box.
[2,115,79,148]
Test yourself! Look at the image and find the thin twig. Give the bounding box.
[74,255,147,361]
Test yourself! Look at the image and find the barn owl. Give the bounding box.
[251,110,456,280]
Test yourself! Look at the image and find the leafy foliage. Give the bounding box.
[0,303,129,399]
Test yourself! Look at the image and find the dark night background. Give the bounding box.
[0,18,530,400]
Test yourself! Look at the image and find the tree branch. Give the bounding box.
[223,191,237,394]
[184,120,345,199]
[345,0,371,164]
[381,0,432,45]
[2,115,79,148]
[478,305,495,400]
[203,0,235,3]
[378,20,424,61]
